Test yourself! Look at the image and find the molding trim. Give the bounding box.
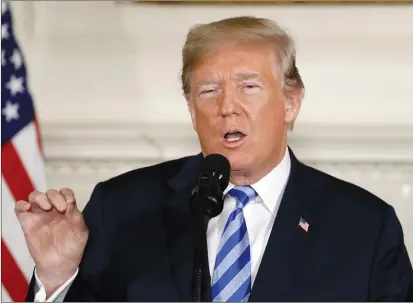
[41,122,413,164]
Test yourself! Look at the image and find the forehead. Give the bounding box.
[192,44,279,82]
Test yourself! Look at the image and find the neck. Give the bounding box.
[229,144,287,186]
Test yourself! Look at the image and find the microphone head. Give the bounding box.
[201,153,230,191]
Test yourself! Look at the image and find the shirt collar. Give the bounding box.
[224,147,291,215]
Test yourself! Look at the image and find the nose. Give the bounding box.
[219,85,240,117]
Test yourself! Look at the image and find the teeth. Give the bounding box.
[225,132,243,142]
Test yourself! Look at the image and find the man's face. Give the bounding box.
[187,43,299,179]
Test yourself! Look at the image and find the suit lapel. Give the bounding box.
[162,149,325,301]
[163,154,204,301]
[249,149,320,301]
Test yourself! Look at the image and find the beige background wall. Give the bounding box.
[8,1,413,257]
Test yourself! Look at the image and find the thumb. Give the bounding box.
[14,200,32,230]
[15,200,31,217]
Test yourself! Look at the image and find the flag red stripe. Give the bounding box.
[2,141,35,202]
[33,117,44,157]
[1,141,35,300]
[1,240,29,302]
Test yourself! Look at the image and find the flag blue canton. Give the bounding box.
[2,0,35,146]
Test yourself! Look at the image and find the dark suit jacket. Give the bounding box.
[26,149,413,301]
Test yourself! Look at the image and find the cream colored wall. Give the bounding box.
[10,2,413,125]
[8,1,413,257]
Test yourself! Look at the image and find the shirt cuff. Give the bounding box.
[34,268,79,302]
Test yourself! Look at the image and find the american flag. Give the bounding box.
[298,217,310,232]
[1,1,46,301]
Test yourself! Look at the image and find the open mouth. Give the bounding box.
[222,130,247,148]
[224,131,246,142]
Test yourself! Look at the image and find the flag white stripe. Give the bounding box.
[12,122,46,192]
[1,178,35,280]
[2,285,12,302]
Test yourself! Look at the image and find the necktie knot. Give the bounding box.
[227,185,257,209]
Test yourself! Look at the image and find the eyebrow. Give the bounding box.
[196,79,220,87]
[195,72,262,87]
[232,72,262,81]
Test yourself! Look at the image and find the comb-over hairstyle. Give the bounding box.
[181,16,304,98]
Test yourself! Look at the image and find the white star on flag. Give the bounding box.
[10,49,22,70]
[2,23,9,40]
[1,1,46,302]
[1,1,7,15]
[1,50,5,66]
[298,217,310,232]
[6,74,24,96]
[2,100,20,122]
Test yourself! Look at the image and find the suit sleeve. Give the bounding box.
[25,182,108,302]
[369,205,413,301]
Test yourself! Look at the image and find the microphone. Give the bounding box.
[191,154,230,219]
[191,154,230,302]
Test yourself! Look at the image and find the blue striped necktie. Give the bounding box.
[211,185,258,302]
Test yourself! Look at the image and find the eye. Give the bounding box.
[199,87,219,99]
[242,83,261,93]
[200,89,216,95]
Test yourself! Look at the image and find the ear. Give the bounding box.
[186,96,197,132]
[284,87,303,127]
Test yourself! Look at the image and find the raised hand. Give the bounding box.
[15,188,88,296]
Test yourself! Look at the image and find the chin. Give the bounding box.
[224,151,251,172]
[203,146,252,171]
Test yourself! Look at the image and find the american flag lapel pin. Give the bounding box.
[298,217,310,232]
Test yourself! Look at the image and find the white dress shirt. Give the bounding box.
[34,148,291,302]
[207,148,291,284]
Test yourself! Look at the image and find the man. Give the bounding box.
[17,16,413,302]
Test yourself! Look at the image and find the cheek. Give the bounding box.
[252,100,285,136]
[196,108,217,130]
[193,106,220,141]
[249,93,283,119]
[195,98,219,118]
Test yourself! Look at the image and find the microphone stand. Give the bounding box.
[191,174,224,302]
[192,203,210,302]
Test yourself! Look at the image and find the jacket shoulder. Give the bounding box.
[301,162,391,215]
[100,155,195,191]
[83,154,199,216]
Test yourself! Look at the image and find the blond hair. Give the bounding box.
[181,16,304,99]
